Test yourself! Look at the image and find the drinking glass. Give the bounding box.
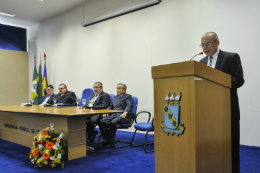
[82,99,87,110]
[31,99,34,105]
[53,97,57,104]
[89,99,94,112]
[76,98,80,108]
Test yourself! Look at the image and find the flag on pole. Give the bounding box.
[31,56,39,105]
[43,53,48,95]
[38,55,43,104]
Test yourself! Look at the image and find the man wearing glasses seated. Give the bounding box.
[98,83,133,148]
[56,83,77,105]
[83,82,111,142]
[40,85,55,105]
[199,32,244,173]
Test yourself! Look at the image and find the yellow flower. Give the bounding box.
[55,158,60,163]
[29,155,32,159]
[38,164,42,167]
[45,149,50,155]
[45,135,51,139]
[36,158,41,164]
[44,160,48,165]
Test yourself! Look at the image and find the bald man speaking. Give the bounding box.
[199,32,244,173]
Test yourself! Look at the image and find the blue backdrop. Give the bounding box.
[0,23,27,51]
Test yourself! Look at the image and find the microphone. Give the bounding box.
[190,52,203,61]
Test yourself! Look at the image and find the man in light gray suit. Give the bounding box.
[98,83,133,148]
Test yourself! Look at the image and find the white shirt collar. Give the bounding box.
[208,48,220,60]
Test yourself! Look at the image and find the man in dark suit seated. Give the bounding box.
[98,83,133,148]
[83,82,111,142]
[199,32,244,173]
[56,83,76,105]
[40,85,55,105]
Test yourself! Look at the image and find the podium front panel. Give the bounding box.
[153,75,231,173]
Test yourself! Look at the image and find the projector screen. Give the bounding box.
[82,0,161,27]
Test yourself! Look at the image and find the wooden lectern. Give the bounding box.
[152,61,232,173]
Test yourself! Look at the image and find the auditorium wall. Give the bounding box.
[28,0,260,146]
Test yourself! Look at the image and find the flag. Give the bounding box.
[38,55,43,104]
[42,53,48,95]
[31,56,39,105]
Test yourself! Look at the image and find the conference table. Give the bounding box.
[0,105,123,160]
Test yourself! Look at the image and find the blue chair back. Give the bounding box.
[109,94,115,102]
[78,88,93,106]
[131,96,138,114]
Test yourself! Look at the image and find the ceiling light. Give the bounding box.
[0,12,16,17]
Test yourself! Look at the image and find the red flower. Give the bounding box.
[45,142,54,149]
[32,148,40,156]
[41,131,48,137]
[35,141,39,146]
[41,140,46,145]
[42,153,50,160]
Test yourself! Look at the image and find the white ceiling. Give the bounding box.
[0,0,90,28]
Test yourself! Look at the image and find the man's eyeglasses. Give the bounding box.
[58,88,65,90]
[199,40,217,48]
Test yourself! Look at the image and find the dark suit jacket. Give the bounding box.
[108,93,133,114]
[199,50,244,121]
[40,94,55,105]
[56,91,76,105]
[83,91,111,108]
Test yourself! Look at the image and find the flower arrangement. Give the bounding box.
[29,122,67,168]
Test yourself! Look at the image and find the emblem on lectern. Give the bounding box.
[161,92,185,136]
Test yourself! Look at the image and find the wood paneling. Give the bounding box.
[68,144,86,160]
[0,106,123,160]
[0,105,123,116]
[152,61,231,88]
[194,79,231,173]
[152,62,231,173]
[154,76,196,173]
[0,49,29,106]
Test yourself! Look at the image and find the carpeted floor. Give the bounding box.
[0,130,260,173]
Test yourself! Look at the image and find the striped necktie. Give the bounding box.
[208,56,213,67]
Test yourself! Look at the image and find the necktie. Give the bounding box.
[117,96,121,104]
[208,56,213,67]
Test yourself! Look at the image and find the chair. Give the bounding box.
[109,94,115,102]
[113,96,138,149]
[130,111,154,153]
[78,88,93,106]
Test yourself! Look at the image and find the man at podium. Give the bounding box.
[199,32,244,173]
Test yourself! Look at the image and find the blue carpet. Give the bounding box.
[0,130,260,173]
[0,130,154,173]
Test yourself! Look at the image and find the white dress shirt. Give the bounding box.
[207,48,220,68]
[88,93,100,106]
[40,94,53,105]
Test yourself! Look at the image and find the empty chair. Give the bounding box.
[130,111,154,153]
[78,88,93,106]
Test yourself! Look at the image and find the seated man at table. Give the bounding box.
[56,83,76,105]
[83,82,111,142]
[40,85,55,105]
[98,83,133,148]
